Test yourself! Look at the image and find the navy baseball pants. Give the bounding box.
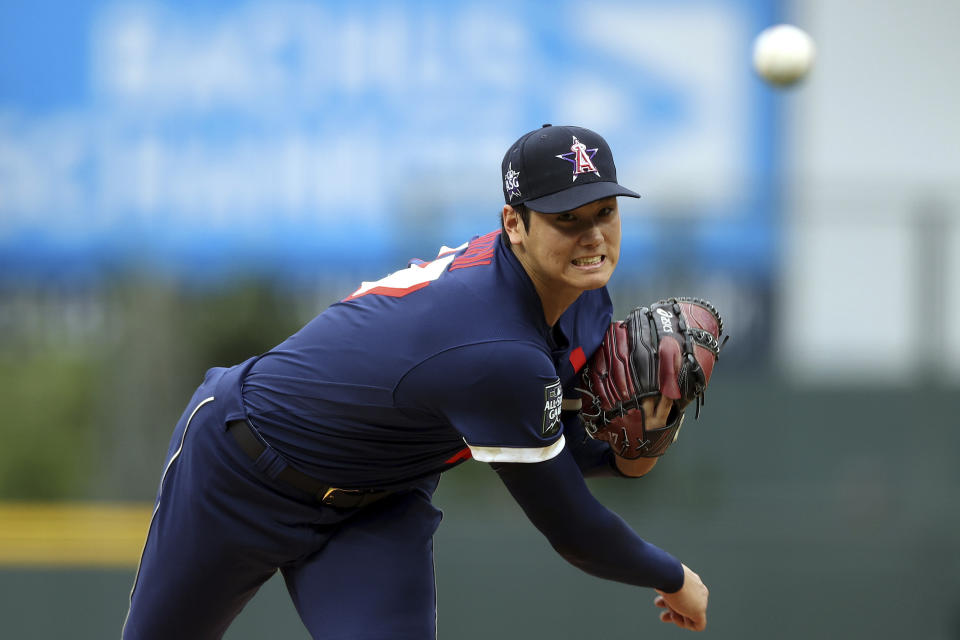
[122,366,443,639]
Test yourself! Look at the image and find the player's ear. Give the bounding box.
[502,205,525,245]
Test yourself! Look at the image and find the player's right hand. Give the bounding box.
[654,564,708,631]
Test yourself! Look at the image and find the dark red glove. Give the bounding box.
[578,298,726,459]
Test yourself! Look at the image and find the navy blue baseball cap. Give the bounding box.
[501,124,640,213]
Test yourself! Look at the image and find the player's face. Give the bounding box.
[506,197,621,319]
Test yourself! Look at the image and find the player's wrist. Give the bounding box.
[611,452,658,477]
[642,544,685,593]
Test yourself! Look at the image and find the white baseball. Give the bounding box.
[752,24,816,87]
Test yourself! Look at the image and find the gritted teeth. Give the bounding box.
[572,256,603,266]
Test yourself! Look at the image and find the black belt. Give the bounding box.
[226,419,392,509]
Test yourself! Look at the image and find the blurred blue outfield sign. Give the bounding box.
[0,0,780,282]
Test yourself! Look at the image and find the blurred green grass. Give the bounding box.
[0,351,101,499]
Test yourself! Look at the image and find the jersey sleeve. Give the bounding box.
[397,341,565,463]
[492,448,684,591]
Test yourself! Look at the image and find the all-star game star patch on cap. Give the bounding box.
[501,124,640,214]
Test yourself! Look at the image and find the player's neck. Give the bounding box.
[529,276,580,327]
[509,245,580,327]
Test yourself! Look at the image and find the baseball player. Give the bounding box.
[122,124,710,639]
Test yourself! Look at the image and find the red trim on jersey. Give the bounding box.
[569,346,587,373]
[343,281,431,302]
[445,447,473,464]
[449,259,492,271]
[449,230,500,271]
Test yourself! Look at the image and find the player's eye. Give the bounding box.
[556,213,577,222]
[598,207,614,218]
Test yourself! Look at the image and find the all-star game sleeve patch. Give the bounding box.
[542,378,563,437]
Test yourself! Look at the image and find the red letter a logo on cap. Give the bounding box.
[557,136,600,181]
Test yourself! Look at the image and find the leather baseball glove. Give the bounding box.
[578,297,727,459]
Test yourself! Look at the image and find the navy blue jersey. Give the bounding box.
[240,230,612,488]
